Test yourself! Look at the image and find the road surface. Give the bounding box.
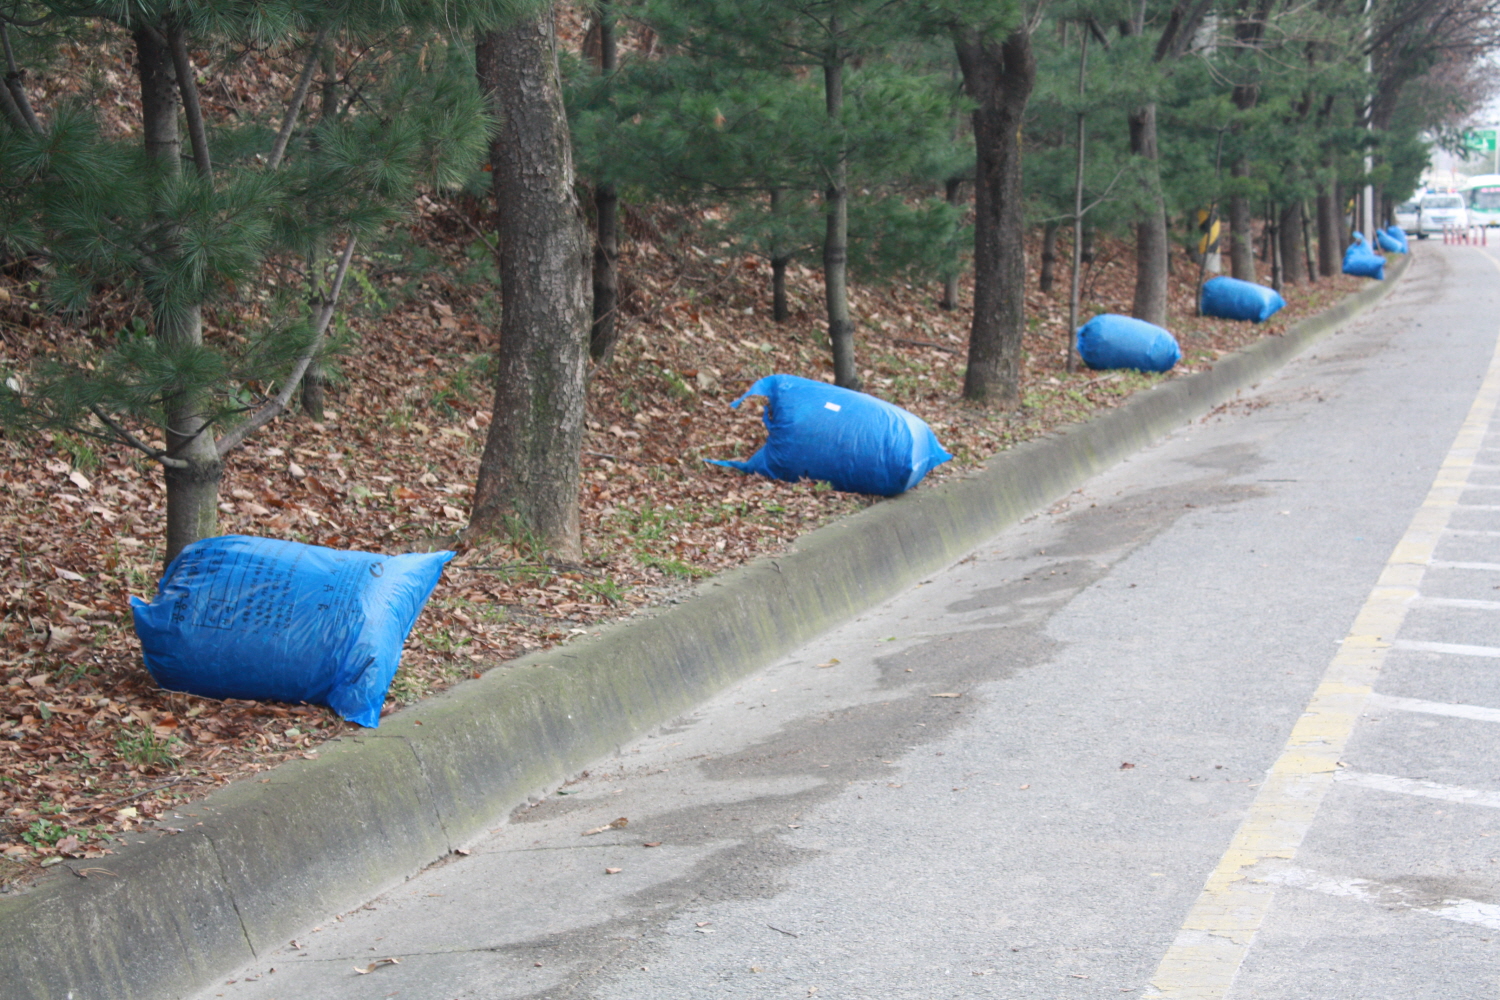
[198,243,1500,999]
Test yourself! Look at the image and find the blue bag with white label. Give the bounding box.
[1075,314,1181,373]
[707,374,951,496]
[131,536,453,727]
[1343,235,1385,279]
[1199,276,1286,323]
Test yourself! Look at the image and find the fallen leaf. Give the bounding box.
[582,817,629,836]
[1019,783,1030,790]
[815,658,840,668]
[68,470,92,491]
[288,461,306,479]
[1120,762,1136,770]
[930,692,962,698]
[353,957,400,975]
[604,867,622,875]
[642,842,662,848]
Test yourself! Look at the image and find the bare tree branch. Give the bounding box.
[214,236,356,457]
[266,25,329,171]
[88,405,190,469]
[1,22,42,133]
[168,21,213,178]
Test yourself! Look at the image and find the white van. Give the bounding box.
[1419,193,1467,237]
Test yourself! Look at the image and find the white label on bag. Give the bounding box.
[824,402,842,412]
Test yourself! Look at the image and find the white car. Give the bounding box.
[1419,194,1467,238]
[1394,201,1420,235]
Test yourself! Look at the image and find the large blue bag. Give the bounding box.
[1378,225,1409,253]
[1075,314,1181,373]
[131,536,453,727]
[1199,276,1286,323]
[707,374,951,496]
[1343,235,1385,279]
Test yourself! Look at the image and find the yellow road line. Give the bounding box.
[1143,261,1500,999]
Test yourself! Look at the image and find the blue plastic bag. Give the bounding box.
[707,374,951,496]
[131,536,453,727]
[1343,237,1385,279]
[1199,276,1287,323]
[1379,225,1409,253]
[1075,314,1181,373]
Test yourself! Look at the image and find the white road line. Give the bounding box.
[1393,639,1500,658]
[1415,596,1500,611]
[1429,559,1500,572]
[1334,769,1500,809]
[1142,278,1500,999]
[1258,867,1500,931]
[1454,504,1500,511]
[1366,692,1500,723]
[1444,528,1500,538]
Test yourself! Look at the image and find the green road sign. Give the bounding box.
[1465,128,1498,152]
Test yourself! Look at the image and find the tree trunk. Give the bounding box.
[823,34,858,390]
[588,2,621,365]
[1333,179,1349,251]
[954,25,1035,407]
[1316,183,1339,277]
[135,25,221,568]
[770,188,791,323]
[1268,204,1282,292]
[940,176,962,310]
[1301,200,1317,284]
[1229,164,1255,281]
[471,7,589,561]
[589,183,620,362]
[301,42,340,420]
[1278,200,1303,285]
[1039,218,1059,293]
[1128,102,1168,327]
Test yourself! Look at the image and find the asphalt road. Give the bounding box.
[198,243,1500,1000]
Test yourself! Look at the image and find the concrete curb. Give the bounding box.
[0,254,1411,1000]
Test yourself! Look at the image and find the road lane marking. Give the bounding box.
[1415,596,1500,611]
[1334,769,1500,809]
[1257,867,1500,931]
[1366,692,1500,723]
[1453,504,1500,511]
[1445,528,1500,538]
[1429,559,1500,572]
[1393,639,1500,658]
[1142,304,1500,999]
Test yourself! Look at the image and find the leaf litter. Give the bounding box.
[0,15,1366,893]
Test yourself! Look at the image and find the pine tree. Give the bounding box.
[630,0,967,389]
[0,0,540,567]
